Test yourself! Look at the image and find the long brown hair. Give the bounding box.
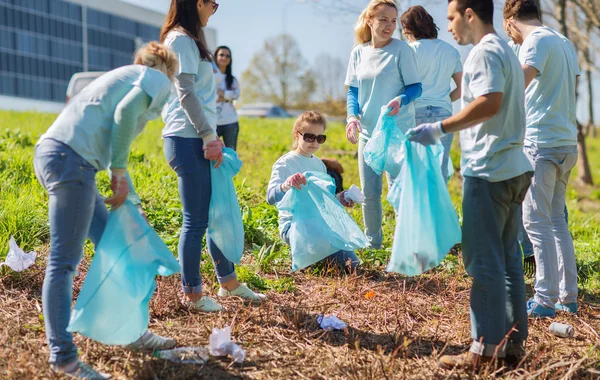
[400,6,438,40]
[160,0,213,61]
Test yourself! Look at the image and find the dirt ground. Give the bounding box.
[1,252,599,380]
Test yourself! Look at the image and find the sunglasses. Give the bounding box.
[299,132,327,144]
[206,0,219,13]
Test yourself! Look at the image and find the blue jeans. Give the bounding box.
[518,205,568,258]
[34,139,109,365]
[522,146,578,308]
[281,227,360,271]
[163,137,236,293]
[217,122,239,151]
[415,106,454,183]
[462,172,532,357]
[358,138,395,249]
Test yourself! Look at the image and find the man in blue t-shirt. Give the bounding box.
[408,0,533,369]
[503,0,580,318]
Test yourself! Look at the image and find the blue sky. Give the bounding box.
[123,0,596,124]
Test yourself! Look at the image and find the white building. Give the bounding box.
[0,0,216,113]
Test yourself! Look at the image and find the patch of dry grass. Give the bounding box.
[0,250,599,380]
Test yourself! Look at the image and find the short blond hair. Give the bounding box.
[292,111,327,148]
[134,41,178,80]
[354,0,398,44]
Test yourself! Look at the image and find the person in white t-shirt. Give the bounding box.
[267,111,359,271]
[344,0,422,249]
[214,45,241,150]
[408,0,533,369]
[400,5,463,182]
[160,0,265,313]
[503,0,580,318]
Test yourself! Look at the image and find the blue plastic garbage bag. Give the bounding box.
[363,106,407,177]
[277,171,368,271]
[208,148,245,264]
[386,140,461,276]
[67,201,180,345]
[387,141,453,211]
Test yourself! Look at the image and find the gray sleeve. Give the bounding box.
[175,73,216,138]
[267,184,286,205]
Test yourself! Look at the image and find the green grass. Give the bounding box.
[1,110,599,294]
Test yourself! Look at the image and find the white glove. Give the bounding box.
[407,121,445,146]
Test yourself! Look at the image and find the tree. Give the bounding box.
[240,34,316,110]
[311,53,347,102]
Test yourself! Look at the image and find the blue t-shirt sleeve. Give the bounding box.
[167,34,200,75]
[453,49,463,74]
[132,66,172,118]
[344,47,360,87]
[398,43,421,87]
[520,34,550,74]
[347,86,359,117]
[468,50,505,98]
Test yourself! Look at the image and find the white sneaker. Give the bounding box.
[123,330,177,351]
[54,360,111,380]
[218,283,267,303]
[182,295,224,312]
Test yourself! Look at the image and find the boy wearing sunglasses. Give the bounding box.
[267,111,360,271]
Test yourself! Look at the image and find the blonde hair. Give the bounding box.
[292,111,327,148]
[354,0,398,44]
[134,41,179,81]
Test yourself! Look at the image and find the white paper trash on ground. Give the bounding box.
[317,314,347,331]
[209,326,245,363]
[0,237,37,272]
[344,185,365,204]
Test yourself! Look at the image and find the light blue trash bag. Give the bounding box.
[208,148,244,265]
[363,106,407,177]
[67,201,180,345]
[386,140,462,276]
[277,171,369,271]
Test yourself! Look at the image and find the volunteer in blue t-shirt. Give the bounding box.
[503,0,581,318]
[344,0,422,249]
[34,42,178,379]
[400,5,463,182]
[160,0,265,313]
[409,0,533,369]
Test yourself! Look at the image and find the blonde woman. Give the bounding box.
[160,0,265,313]
[34,42,178,379]
[345,0,422,248]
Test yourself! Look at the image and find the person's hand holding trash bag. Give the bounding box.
[345,116,361,145]
[282,172,307,191]
[407,121,446,146]
[104,168,130,209]
[386,97,401,116]
[203,137,224,168]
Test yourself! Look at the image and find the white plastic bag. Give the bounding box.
[344,184,365,204]
[0,237,36,272]
[209,326,245,363]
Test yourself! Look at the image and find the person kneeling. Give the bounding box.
[267,111,360,273]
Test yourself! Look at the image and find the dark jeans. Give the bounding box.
[217,122,239,151]
[163,136,236,293]
[462,172,532,357]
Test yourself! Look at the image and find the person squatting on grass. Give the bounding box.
[160,0,265,314]
[408,0,534,369]
[266,111,359,272]
[400,5,463,183]
[345,0,422,249]
[34,42,179,379]
[503,0,581,318]
[214,45,241,150]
